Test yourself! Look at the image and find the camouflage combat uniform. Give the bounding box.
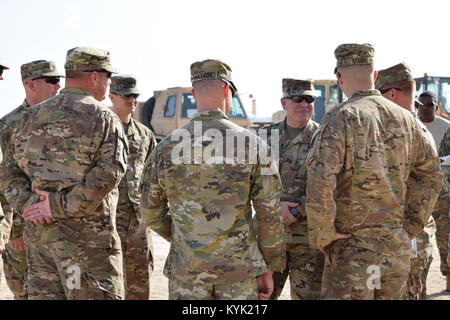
[0,60,64,299]
[430,125,450,281]
[263,78,322,300]
[438,127,450,289]
[0,47,128,300]
[306,43,443,300]
[140,59,286,300]
[375,62,438,300]
[116,118,156,299]
[0,101,31,300]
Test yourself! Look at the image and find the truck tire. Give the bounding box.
[141,97,156,132]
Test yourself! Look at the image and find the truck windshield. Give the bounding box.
[182,93,247,119]
[416,77,450,113]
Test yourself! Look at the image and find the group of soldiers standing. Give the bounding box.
[0,42,448,300]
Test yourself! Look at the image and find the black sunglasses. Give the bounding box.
[421,102,437,108]
[379,87,402,94]
[32,76,60,85]
[84,69,112,78]
[119,93,139,99]
[0,68,3,76]
[286,95,315,103]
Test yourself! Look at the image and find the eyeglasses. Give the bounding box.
[285,95,315,103]
[119,93,139,99]
[0,68,3,76]
[31,76,60,85]
[420,102,437,108]
[379,87,402,94]
[84,69,112,79]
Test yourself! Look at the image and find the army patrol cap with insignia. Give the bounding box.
[190,59,237,93]
[375,62,414,90]
[334,43,375,72]
[21,60,65,81]
[110,74,140,95]
[65,46,119,73]
[282,78,317,97]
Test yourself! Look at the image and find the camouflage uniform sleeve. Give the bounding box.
[139,147,171,242]
[251,155,286,272]
[404,126,443,238]
[305,111,346,249]
[0,127,40,215]
[48,113,127,219]
[439,127,450,157]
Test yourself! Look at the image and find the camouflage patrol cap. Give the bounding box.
[334,43,375,71]
[21,60,65,81]
[64,46,118,73]
[282,78,317,97]
[0,61,9,70]
[375,62,414,90]
[190,59,237,92]
[110,74,140,95]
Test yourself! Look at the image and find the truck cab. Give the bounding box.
[415,76,450,120]
[134,87,253,141]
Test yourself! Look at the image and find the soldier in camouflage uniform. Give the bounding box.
[375,62,437,299]
[306,43,443,300]
[0,60,64,300]
[110,75,156,299]
[262,79,322,300]
[140,59,286,300]
[0,61,8,281]
[418,91,450,291]
[438,127,450,290]
[0,47,128,300]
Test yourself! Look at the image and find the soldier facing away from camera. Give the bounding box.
[140,59,286,300]
[0,46,128,300]
[110,74,156,299]
[0,60,64,299]
[306,43,443,299]
[375,62,438,299]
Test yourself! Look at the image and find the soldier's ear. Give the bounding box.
[373,70,378,82]
[191,88,197,101]
[281,98,287,110]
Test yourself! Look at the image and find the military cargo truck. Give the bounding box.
[133,87,254,141]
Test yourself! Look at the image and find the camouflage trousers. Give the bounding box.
[271,242,324,300]
[169,276,258,300]
[116,208,153,300]
[2,242,27,299]
[322,244,410,300]
[431,186,450,276]
[26,239,124,300]
[405,219,435,300]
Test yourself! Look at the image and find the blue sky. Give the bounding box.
[1,0,450,118]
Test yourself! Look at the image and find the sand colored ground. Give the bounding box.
[1,231,449,300]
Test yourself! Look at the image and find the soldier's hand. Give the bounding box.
[257,270,274,300]
[9,236,26,252]
[319,232,352,254]
[23,189,55,225]
[280,201,299,226]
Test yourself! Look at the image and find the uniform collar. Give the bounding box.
[281,118,316,145]
[191,110,229,120]
[61,87,93,97]
[351,89,381,98]
[21,99,30,109]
